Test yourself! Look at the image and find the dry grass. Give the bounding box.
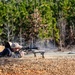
[0,56,75,75]
[0,45,5,52]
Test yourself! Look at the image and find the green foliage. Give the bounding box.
[0,0,75,46]
[38,2,59,42]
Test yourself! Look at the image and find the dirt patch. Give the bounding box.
[0,56,75,75]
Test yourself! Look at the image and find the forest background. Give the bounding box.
[0,0,75,49]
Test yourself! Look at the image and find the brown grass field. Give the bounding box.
[0,55,75,75]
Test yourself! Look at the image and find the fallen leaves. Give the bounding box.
[0,57,75,75]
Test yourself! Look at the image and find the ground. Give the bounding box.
[0,51,75,75]
[0,45,75,75]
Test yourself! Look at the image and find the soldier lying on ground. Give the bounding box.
[0,42,22,58]
[9,42,22,58]
[0,42,12,57]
